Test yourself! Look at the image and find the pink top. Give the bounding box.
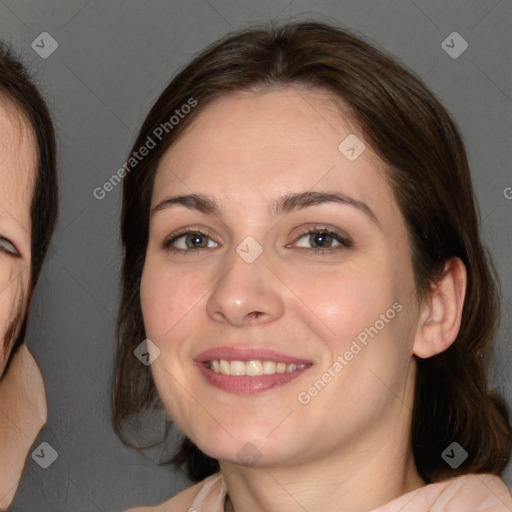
[127,472,512,511]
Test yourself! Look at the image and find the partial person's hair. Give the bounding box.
[112,21,512,483]
[0,42,58,361]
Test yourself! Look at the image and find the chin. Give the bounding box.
[190,425,302,468]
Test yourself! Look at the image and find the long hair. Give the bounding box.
[112,21,511,483]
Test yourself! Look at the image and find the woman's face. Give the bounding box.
[141,87,423,467]
[0,102,34,377]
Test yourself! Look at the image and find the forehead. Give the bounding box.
[153,87,396,222]
[159,87,358,169]
[0,98,37,230]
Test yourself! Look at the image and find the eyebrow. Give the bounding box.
[152,191,381,228]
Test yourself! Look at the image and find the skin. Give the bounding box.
[140,86,466,512]
[0,100,47,509]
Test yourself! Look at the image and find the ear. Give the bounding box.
[413,257,467,359]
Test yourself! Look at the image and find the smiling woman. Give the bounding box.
[0,43,58,509]
[113,21,512,511]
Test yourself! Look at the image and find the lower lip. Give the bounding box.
[196,363,311,395]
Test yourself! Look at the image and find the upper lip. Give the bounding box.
[194,347,313,365]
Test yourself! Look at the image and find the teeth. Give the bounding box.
[230,360,246,376]
[246,360,263,376]
[220,360,230,375]
[263,361,276,374]
[208,360,308,376]
[277,362,287,373]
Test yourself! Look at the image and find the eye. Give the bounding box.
[0,236,20,256]
[291,228,351,252]
[163,230,219,251]
[161,227,351,254]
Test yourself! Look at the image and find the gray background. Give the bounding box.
[0,0,511,510]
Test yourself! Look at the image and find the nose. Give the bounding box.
[205,244,285,327]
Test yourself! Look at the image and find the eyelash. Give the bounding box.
[162,227,352,254]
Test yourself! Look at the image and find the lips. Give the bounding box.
[194,347,313,394]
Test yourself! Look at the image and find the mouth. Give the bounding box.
[194,348,313,395]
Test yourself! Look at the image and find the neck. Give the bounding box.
[222,449,424,512]
[220,363,425,512]
[0,344,47,509]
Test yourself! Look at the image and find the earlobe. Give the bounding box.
[413,257,467,359]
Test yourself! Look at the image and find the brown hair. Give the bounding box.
[0,42,58,360]
[112,21,511,483]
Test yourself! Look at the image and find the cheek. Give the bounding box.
[0,292,12,371]
[288,261,401,353]
[140,260,170,341]
[0,273,12,333]
[289,263,416,411]
[140,257,204,346]
[140,257,207,432]
[0,269,28,373]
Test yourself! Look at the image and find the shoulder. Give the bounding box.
[437,473,512,510]
[376,473,512,512]
[124,473,225,512]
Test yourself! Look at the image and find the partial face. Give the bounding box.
[0,101,35,377]
[141,87,422,467]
